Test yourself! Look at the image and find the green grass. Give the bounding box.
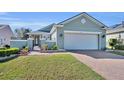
[0,54,104,80]
[109,51,124,56]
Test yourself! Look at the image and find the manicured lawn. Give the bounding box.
[0,54,104,80]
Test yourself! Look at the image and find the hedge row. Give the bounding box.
[0,48,19,57]
[115,45,124,50]
[0,47,6,50]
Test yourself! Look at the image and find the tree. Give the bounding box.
[109,39,118,49]
[15,28,32,39]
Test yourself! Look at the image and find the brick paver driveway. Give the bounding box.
[71,51,124,80]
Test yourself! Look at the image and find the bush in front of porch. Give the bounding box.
[41,44,59,51]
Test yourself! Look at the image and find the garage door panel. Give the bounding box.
[64,33,98,50]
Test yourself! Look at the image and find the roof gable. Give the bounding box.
[36,23,55,33]
[58,12,108,28]
[0,25,9,30]
[0,25,14,36]
[107,23,124,34]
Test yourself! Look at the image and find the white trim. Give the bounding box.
[27,32,50,35]
[59,13,107,28]
[50,26,56,34]
[107,28,124,34]
[10,40,27,41]
[54,24,63,27]
[50,24,63,34]
[61,14,83,24]
[64,30,101,35]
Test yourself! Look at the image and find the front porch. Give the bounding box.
[10,31,57,51]
[28,32,54,49]
[27,32,51,46]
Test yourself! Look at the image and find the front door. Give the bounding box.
[34,35,40,46]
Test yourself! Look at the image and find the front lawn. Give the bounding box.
[0,54,104,80]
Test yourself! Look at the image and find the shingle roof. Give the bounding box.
[36,23,55,33]
[0,25,9,30]
[107,22,124,34]
[108,22,124,31]
[32,12,108,33]
[110,24,122,29]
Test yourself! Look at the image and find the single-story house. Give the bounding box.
[106,22,124,43]
[0,25,14,46]
[11,12,107,50]
[27,12,107,50]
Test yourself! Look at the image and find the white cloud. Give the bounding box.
[10,22,49,26]
[0,20,51,31]
[8,21,51,31]
[0,12,8,15]
[0,17,20,21]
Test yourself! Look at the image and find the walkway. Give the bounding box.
[28,51,69,56]
[33,46,41,51]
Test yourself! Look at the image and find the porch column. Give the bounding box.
[27,38,33,51]
[98,34,101,50]
[39,35,42,40]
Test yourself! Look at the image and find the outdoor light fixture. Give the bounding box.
[102,34,105,38]
[59,33,63,37]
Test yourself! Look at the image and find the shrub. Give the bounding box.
[4,45,10,49]
[51,44,58,50]
[0,48,19,57]
[22,46,26,49]
[20,49,28,56]
[0,50,6,57]
[10,48,19,54]
[24,47,29,52]
[19,46,29,56]
[115,45,124,50]
[6,49,12,56]
[109,39,118,49]
[41,44,48,51]
[0,47,6,50]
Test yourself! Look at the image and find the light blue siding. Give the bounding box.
[56,15,106,49]
[27,39,33,50]
[40,40,56,49]
[10,40,27,49]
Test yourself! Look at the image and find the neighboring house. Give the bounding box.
[106,21,124,47]
[27,12,107,50]
[0,25,14,46]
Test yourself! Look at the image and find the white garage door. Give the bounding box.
[64,33,98,50]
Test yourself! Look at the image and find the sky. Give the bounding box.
[0,12,124,32]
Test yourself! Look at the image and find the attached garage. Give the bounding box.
[64,31,100,50]
[51,12,107,50]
